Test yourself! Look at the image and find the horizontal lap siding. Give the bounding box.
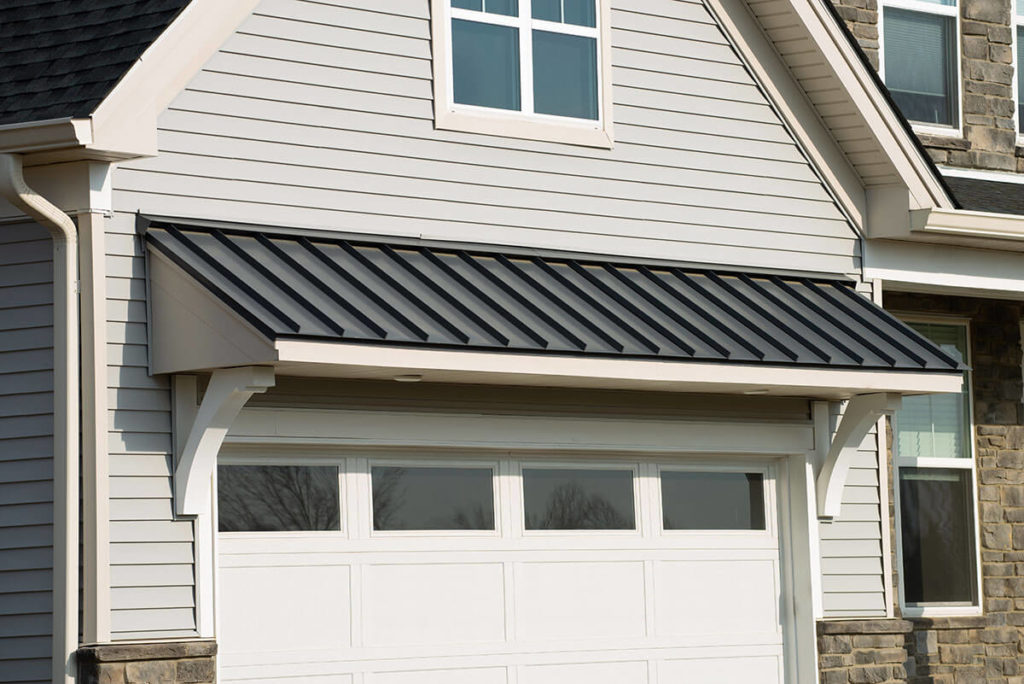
[819,398,887,618]
[106,0,871,636]
[115,0,859,276]
[105,213,196,641]
[0,223,53,684]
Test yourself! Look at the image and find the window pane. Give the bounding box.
[532,31,598,119]
[485,0,518,15]
[452,19,521,111]
[899,468,978,604]
[372,466,495,530]
[532,0,561,21]
[523,468,635,529]
[218,465,340,532]
[661,471,766,530]
[883,8,957,126]
[452,0,483,9]
[1018,27,1024,133]
[564,0,597,26]
[896,322,969,459]
[1018,0,1024,15]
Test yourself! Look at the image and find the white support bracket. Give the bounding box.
[174,366,275,517]
[815,392,901,520]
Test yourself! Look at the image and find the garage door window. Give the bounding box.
[523,466,636,530]
[371,464,496,531]
[661,470,766,531]
[218,464,341,532]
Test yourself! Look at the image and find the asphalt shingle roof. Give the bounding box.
[0,0,191,126]
[944,176,1024,216]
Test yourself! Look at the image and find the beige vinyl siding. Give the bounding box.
[114,0,860,276]
[0,223,53,684]
[105,212,196,640]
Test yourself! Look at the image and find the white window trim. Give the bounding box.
[891,316,983,618]
[878,0,964,138]
[430,0,615,148]
[1014,8,1024,144]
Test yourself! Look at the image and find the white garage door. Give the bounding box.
[216,454,788,683]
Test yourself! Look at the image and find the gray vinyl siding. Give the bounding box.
[113,0,860,276]
[819,401,887,618]
[102,0,885,635]
[0,222,53,684]
[106,212,196,641]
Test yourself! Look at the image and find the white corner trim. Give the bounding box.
[174,367,275,517]
[816,392,901,519]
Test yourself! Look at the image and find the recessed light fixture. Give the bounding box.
[743,389,770,395]
[393,374,423,383]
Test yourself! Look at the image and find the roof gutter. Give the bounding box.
[0,117,93,155]
[911,207,1024,241]
[0,153,79,684]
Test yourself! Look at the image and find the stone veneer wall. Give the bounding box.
[833,0,1024,172]
[819,292,1024,683]
[77,641,216,684]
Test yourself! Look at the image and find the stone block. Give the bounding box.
[998,451,1024,469]
[125,660,176,683]
[822,670,850,684]
[938,643,984,664]
[821,635,854,653]
[981,501,1003,522]
[981,626,1018,643]
[916,629,938,655]
[852,634,901,648]
[848,665,893,683]
[989,24,1013,43]
[1014,525,1024,549]
[982,522,1013,549]
[820,654,851,668]
[963,0,1010,22]
[176,658,216,683]
[990,43,1014,64]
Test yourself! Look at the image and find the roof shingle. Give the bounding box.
[0,0,191,126]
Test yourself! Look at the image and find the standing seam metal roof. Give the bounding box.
[145,220,963,373]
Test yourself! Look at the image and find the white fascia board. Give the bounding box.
[781,0,954,211]
[864,236,1024,299]
[88,0,261,158]
[273,339,963,400]
[0,118,92,154]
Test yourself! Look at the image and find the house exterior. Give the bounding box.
[0,1,1022,684]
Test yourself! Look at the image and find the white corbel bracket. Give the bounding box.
[815,392,901,520]
[174,366,275,517]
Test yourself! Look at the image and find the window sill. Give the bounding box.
[435,107,614,149]
[913,123,966,141]
[900,605,983,620]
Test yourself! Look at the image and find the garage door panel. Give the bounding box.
[514,561,646,640]
[362,563,506,646]
[370,666,508,684]
[520,660,647,684]
[660,654,782,683]
[218,455,788,683]
[219,564,351,653]
[653,559,780,635]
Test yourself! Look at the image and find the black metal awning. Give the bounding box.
[143,219,962,376]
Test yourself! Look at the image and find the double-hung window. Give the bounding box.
[893,320,980,615]
[880,0,960,131]
[432,0,613,147]
[1016,0,1024,134]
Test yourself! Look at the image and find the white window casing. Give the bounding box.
[1014,0,1024,141]
[431,0,615,147]
[878,0,963,137]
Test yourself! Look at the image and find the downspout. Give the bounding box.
[0,153,79,684]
